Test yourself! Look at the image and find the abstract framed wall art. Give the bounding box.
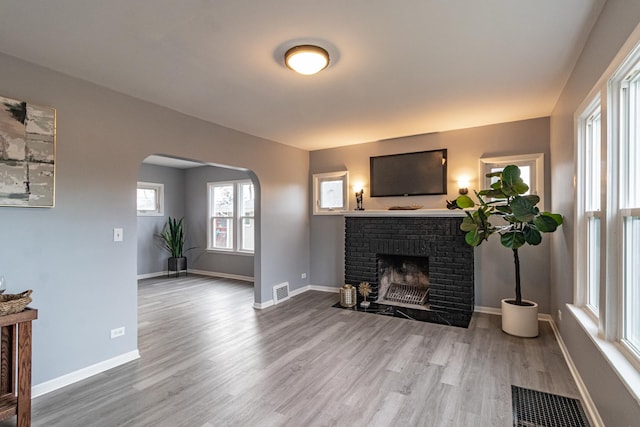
[0,95,56,207]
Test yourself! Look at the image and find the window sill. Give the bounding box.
[567,304,640,404]
[313,210,346,216]
[205,249,254,257]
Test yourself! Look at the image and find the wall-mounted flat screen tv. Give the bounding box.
[370,149,447,197]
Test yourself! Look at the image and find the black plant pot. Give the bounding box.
[168,257,187,278]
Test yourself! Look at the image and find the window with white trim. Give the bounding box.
[137,182,164,216]
[575,35,640,369]
[479,153,544,209]
[313,171,349,215]
[619,64,640,356]
[577,98,602,318]
[207,180,254,253]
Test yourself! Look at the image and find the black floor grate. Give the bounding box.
[512,385,590,427]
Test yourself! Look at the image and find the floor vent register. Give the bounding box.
[511,385,590,427]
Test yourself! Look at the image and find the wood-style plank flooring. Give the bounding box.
[2,275,582,426]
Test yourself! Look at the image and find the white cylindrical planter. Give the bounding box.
[501,299,539,338]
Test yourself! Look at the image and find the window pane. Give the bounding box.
[241,218,254,251]
[627,80,640,208]
[213,218,233,249]
[137,188,157,211]
[623,216,640,353]
[320,179,344,208]
[586,111,601,211]
[213,185,234,216]
[241,183,254,217]
[587,216,600,312]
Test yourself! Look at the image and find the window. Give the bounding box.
[577,99,602,318]
[479,153,544,209]
[575,29,640,382]
[137,182,164,216]
[207,180,254,253]
[619,63,640,355]
[313,171,349,215]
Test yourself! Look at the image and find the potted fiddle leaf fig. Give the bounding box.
[448,165,563,337]
[159,216,191,277]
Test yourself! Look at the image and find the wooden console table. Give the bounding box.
[0,309,37,427]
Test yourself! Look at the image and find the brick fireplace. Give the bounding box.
[344,212,474,327]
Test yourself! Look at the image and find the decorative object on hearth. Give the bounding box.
[447,164,563,337]
[358,281,371,308]
[0,290,32,316]
[339,284,357,308]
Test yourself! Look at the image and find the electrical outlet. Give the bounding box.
[110,327,125,339]
[558,309,562,321]
[301,273,307,279]
[113,228,124,242]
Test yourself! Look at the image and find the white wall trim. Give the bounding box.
[32,350,140,398]
[549,312,604,427]
[474,305,502,316]
[253,284,339,309]
[309,285,340,293]
[253,300,273,309]
[188,269,254,283]
[137,271,167,280]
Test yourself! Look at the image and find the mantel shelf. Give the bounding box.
[343,209,466,217]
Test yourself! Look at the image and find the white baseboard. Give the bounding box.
[548,318,604,427]
[253,283,340,309]
[137,271,166,280]
[32,350,140,398]
[188,269,254,283]
[473,305,553,322]
[309,285,340,293]
[138,270,254,282]
[474,305,502,316]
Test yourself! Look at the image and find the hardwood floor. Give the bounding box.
[2,275,582,426]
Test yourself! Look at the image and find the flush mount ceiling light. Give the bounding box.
[284,45,330,75]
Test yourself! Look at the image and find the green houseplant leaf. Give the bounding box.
[446,164,563,305]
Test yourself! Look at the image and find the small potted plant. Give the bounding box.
[159,216,191,276]
[448,165,563,337]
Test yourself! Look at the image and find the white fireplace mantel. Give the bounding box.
[343,209,466,217]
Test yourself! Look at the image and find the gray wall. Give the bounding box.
[0,51,309,386]
[184,165,254,278]
[310,117,553,312]
[137,163,185,276]
[550,1,640,425]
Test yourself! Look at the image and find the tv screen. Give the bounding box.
[370,149,447,197]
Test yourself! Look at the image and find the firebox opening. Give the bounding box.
[377,254,430,311]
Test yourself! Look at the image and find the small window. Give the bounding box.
[479,153,544,210]
[313,171,349,215]
[137,182,164,216]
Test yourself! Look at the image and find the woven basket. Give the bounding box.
[0,290,32,316]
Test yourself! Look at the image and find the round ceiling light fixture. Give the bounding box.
[284,45,330,75]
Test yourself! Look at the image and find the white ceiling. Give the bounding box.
[0,1,605,151]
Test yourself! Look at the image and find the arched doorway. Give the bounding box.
[135,154,259,298]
